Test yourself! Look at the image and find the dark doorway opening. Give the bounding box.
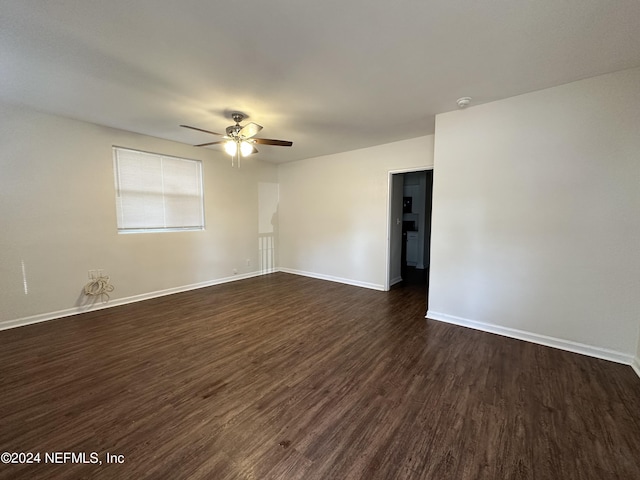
[389,170,433,305]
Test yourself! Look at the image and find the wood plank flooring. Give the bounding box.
[1,272,639,479]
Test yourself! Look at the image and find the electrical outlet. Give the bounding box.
[246,259,251,266]
[233,268,238,275]
[88,269,105,279]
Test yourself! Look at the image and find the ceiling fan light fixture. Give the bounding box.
[240,141,254,157]
[181,114,292,168]
[224,140,237,156]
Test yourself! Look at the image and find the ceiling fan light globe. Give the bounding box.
[240,141,254,157]
[224,140,237,156]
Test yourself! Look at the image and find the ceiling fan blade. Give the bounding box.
[195,140,225,147]
[180,125,224,136]
[253,138,293,147]
[239,122,263,139]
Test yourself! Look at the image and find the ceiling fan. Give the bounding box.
[181,112,293,167]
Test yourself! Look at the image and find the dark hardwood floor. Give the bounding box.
[1,272,639,479]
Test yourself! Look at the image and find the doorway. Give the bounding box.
[386,169,434,298]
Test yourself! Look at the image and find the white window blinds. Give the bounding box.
[113,147,204,233]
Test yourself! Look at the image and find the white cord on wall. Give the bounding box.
[83,273,114,303]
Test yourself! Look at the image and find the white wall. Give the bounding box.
[428,68,640,360]
[0,102,278,328]
[278,136,434,290]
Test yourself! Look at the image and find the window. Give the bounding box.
[113,147,204,233]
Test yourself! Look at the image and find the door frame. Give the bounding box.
[384,166,434,291]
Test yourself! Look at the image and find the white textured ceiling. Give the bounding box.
[2,0,640,163]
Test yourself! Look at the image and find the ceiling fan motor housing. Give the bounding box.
[226,125,241,137]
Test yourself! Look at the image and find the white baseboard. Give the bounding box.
[278,268,385,291]
[389,276,403,287]
[632,356,640,379]
[0,270,268,332]
[6,271,639,381]
[426,310,635,366]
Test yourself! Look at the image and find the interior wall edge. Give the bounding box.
[426,310,635,366]
[633,356,640,380]
[278,268,386,292]
[0,270,275,332]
